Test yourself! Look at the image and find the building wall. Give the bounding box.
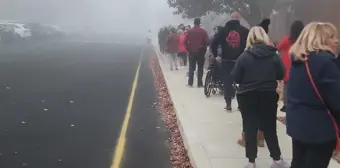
[294,0,340,26]
[269,0,340,43]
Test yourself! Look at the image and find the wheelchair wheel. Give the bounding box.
[204,70,213,97]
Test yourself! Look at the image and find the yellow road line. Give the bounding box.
[111,48,144,168]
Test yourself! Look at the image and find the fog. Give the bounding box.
[0,0,185,36]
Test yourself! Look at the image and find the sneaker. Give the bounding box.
[245,163,256,168]
[224,104,232,112]
[271,159,290,168]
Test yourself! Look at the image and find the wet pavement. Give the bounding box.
[0,40,171,168]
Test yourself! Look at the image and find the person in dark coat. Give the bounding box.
[287,22,340,168]
[231,26,289,168]
[211,12,249,111]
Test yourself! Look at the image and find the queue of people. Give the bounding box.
[158,12,340,168]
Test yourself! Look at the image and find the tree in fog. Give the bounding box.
[167,0,277,26]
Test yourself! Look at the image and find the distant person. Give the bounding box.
[210,26,224,56]
[158,28,164,53]
[165,28,179,70]
[287,22,340,168]
[211,12,249,111]
[231,26,288,168]
[177,29,188,66]
[184,18,209,87]
[277,20,304,112]
[159,27,169,54]
[207,26,224,86]
[184,26,190,36]
[147,29,152,44]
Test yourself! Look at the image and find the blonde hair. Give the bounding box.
[177,29,184,34]
[289,22,338,61]
[246,26,272,50]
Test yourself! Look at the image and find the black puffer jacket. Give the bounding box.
[231,43,285,94]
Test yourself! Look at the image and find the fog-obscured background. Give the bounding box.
[0,0,187,36]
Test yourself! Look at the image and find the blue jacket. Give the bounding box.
[286,51,340,143]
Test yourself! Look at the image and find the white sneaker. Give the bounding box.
[245,163,256,168]
[270,159,290,168]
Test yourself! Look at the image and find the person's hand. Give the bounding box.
[215,56,222,63]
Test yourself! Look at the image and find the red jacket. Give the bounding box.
[184,26,208,52]
[166,33,179,53]
[277,35,293,82]
[178,34,186,52]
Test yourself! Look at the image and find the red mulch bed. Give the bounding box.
[149,55,193,168]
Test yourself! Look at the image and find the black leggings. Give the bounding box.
[291,139,336,168]
[238,91,281,162]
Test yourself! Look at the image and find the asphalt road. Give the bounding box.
[0,39,171,168]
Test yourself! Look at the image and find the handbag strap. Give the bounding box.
[305,62,340,151]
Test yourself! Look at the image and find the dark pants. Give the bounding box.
[188,49,206,86]
[238,91,281,162]
[178,52,188,66]
[222,62,235,104]
[291,139,336,168]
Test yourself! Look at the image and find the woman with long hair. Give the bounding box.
[287,22,340,168]
[277,20,304,112]
[231,26,288,168]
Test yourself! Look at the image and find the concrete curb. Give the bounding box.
[154,47,211,168]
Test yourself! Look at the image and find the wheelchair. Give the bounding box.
[204,55,224,97]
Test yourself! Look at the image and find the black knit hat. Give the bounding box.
[258,18,271,33]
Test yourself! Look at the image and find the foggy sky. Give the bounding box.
[0,0,186,35]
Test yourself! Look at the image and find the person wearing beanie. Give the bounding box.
[258,18,271,34]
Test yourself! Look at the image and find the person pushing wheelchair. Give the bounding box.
[211,12,249,111]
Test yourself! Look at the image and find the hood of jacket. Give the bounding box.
[225,20,240,30]
[247,43,277,58]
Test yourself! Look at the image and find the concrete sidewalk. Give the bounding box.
[156,52,339,168]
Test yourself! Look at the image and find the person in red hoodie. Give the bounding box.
[277,20,304,112]
[166,28,180,70]
[177,29,188,66]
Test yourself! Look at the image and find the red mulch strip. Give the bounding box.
[149,55,193,168]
